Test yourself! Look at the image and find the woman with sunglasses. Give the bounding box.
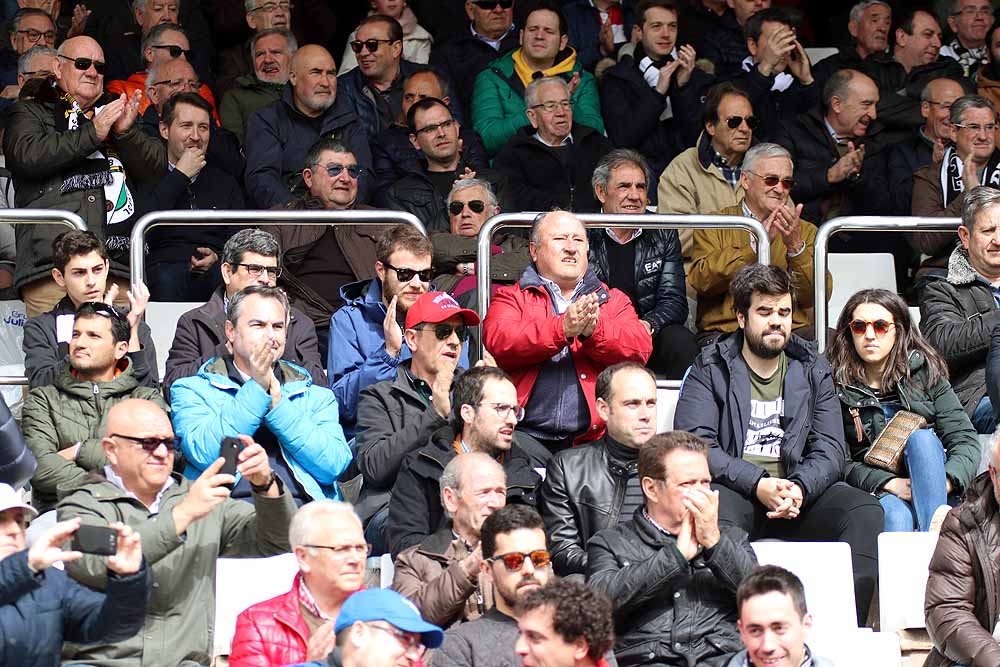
[827,288,980,532]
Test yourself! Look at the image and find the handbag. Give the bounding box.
[861,409,928,475]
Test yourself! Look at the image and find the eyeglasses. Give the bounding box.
[250,0,292,11]
[925,100,954,111]
[383,262,433,283]
[368,623,425,656]
[324,164,362,179]
[19,70,52,79]
[954,122,998,134]
[236,263,282,278]
[746,171,795,190]
[449,199,486,215]
[952,6,993,17]
[151,77,201,89]
[150,44,192,59]
[414,118,456,136]
[57,55,106,75]
[16,29,56,43]
[79,301,128,324]
[302,543,372,560]
[110,433,182,453]
[415,323,470,342]
[471,0,514,8]
[724,115,759,130]
[530,99,571,113]
[479,402,525,421]
[490,549,551,571]
[350,38,395,54]
[848,318,895,336]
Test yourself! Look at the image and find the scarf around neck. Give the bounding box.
[512,47,576,87]
[940,144,1000,207]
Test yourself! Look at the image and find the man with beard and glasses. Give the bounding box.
[674,264,883,626]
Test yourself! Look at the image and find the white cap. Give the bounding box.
[0,483,37,521]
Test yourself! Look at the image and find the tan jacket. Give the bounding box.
[690,204,831,334]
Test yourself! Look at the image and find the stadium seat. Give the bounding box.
[0,300,26,413]
[145,301,200,380]
[823,629,902,666]
[908,306,921,330]
[878,531,938,637]
[655,383,679,433]
[214,553,299,657]
[806,47,839,65]
[826,253,897,327]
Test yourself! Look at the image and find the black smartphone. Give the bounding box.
[71,524,117,556]
[219,437,241,488]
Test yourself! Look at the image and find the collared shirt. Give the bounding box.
[403,366,433,405]
[471,22,515,51]
[940,39,986,77]
[104,464,175,514]
[713,150,742,190]
[533,132,573,147]
[538,273,584,363]
[742,200,805,257]
[298,576,334,621]
[605,227,642,245]
[824,117,848,145]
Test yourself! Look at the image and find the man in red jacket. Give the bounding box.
[483,210,652,452]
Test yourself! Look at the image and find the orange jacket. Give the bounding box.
[106,71,220,124]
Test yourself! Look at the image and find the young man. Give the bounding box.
[516,580,615,667]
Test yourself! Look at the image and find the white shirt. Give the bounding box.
[104,464,175,514]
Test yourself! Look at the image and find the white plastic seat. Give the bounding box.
[878,531,939,636]
[214,553,299,657]
[655,383,680,433]
[826,253,897,327]
[145,301,200,381]
[806,47,839,65]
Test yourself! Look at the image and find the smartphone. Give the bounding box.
[219,437,241,488]
[71,524,117,556]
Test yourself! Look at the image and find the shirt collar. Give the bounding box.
[533,131,573,147]
[605,227,642,244]
[298,577,335,621]
[824,117,849,144]
[470,22,515,50]
[103,464,174,513]
[741,199,758,221]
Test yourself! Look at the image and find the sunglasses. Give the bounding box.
[79,301,128,323]
[415,323,470,342]
[110,433,182,453]
[449,199,486,215]
[725,115,759,130]
[324,164,362,179]
[350,38,394,54]
[57,54,105,75]
[471,0,515,8]
[848,319,895,336]
[150,44,192,59]
[491,549,551,571]
[746,171,795,190]
[383,262,432,283]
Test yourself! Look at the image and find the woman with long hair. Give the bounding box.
[827,288,980,531]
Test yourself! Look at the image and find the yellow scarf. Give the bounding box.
[511,47,577,87]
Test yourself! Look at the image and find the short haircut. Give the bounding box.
[375,224,433,264]
[222,228,280,267]
[141,22,187,60]
[634,0,678,27]
[17,45,56,76]
[480,505,545,560]
[226,284,290,326]
[737,564,809,618]
[591,148,650,195]
[595,361,656,403]
[823,68,861,111]
[406,96,451,134]
[448,178,498,209]
[289,500,362,549]
[528,209,583,246]
[403,65,449,98]
[52,230,107,273]
[160,91,212,125]
[303,138,353,170]
[896,8,935,37]
[949,94,996,126]
[742,142,792,174]
[744,6,800,41]
[75,302,129,343]
[526,0,568,35]
[250,27,298,60]
[848,0,890,24]
[10,8,53,35]
[524,76,569,110]
[729,263,795,320]
[358,14,403,43]
[637,431,709,482]
[961,185,1000,232]
[519,580,615,660]
[450,366,513,429]
[440,451,505,500]
[702,81,752,126]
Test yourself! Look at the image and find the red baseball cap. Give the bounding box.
[405,291,481,330]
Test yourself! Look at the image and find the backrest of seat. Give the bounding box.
[878,531,938,635]
[826,253,897,327]
[145,301,201,380]
[214,553,299,657]
[656,384,680,433]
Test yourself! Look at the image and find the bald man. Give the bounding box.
[245,44,373,208]
[57,399,295,666]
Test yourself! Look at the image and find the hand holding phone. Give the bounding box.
[71,524,118,556]
[219,437,241,489]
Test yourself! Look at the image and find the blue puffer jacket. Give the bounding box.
[171,356,351,501]
[0,549,150,667]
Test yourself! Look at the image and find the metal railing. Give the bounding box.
[129,209,426,284]
[814,216,960,352]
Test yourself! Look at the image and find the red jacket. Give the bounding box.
[483,268,652,445]
[229,574,310,667]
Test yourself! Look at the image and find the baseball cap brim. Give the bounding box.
[382,611,445,649]
[0,484,37,521]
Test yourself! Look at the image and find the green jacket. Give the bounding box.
[57,473,295,667]
[22,357,167,514]
[837,351,980,496]
[219,74,284,145]
[471,48,605,156]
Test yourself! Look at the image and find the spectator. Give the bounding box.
[220,28,296,145]
[353,289,478,551]
[700,0,770,81]
[828,288,978,533]
[134,92,245,302]
[539,361,657,576]
[4,36,161,318]
[371,67,489,194]
[216,0,293,97]
[692,143,828,343]
[674,264,883,624]
[562,0,627,73]
[171,285,351,504]
[16,44,57,89]
[393,452,505,628]
[57,399,295,666]
[811,1,892,92]
[245,44,372,208]
[587,431,757,667]
[940,0,994,80]
[23,301,167,515]
[0,9,57,109]
[920,186,1000,434]
[340,1,433,74]
[229,500,368,667]
[23,230,157,390]
[728,565,832,667]
[515,580,615,667]
[484,210,651,452]
[388,365,543,556]
[589,149,695,378]
[0,394,34,490]
[0,485,150,667]
[493,76,611,213]
[165,228,326,397]
[434,505,553,667]
[600,0,708,183]
[472,1,605,156]
[977,23,1000,114]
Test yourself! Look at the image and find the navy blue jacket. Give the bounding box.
[371,123,488,194]
[887,128,934,215]
[429,26,520,123]
[563,0,610,72]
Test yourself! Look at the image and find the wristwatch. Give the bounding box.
[250,471,279,494]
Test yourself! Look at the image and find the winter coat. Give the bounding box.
[0,393,33,489]
[433,608,522,667]
[909,159,965,267]
[371,124,489,194]
[699,8,749,81]
[429,27,520,123]
[729,64,821,143]
[23,356,167,513]
[888,127,934,216]
[229,572,310,667]
[137,104,246,184]
[220,74,284,146]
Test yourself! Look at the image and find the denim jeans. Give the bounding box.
[972,395,997,435]
[879,429,947,532]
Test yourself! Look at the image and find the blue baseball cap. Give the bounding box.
[335,589,444,649]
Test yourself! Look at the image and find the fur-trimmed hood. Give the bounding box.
[946,244,982,286]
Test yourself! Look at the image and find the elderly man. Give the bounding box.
[171,285,351,505]
[0,8,56,105]
[220,28,296,145]
[691,143,827,343]
[484,210,651,452]
[393,452,505,628]
[230,500,368,667]
[216,0,293,96]
[245,44,371,208]
[811,1,892,91]
[493,76,610,213]
[587,431,758,667]
[57,398,295,666]
[516,580,615,667]
[940,0,995,79]
[589,150,694,378]
[15,44,56,89]
[4,36,161,317]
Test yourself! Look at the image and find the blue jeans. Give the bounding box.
[879,429,947,532]
[972,395,997,434]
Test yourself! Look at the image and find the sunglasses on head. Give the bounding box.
[79,301,127,323]
[449,200,486,215]
[414,323,470,342]
[490,549,551,571]
[57,54,105,75]
[848,319,895,336]
[324,164,362,179]
[349,38,394,54]
[384,262,433,283]
[725,115,759,130]
[110,433,182,453]
[150,44,192,59]
[471,0,515,8]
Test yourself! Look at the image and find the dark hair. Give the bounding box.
[595,361,656,403]
[526,0,568,36]
[895,8,936,38]
[737,565,808,618]
[75,302,130,344]
[161,91,212,126]
[822,68,861,110]
[226,284,290,326]
[52,230,107,273]
[451,366,514,429]
[480,505,545,559]
[827,288,947,391]
[519,581,615,660]
[634,0,677,27]
[10,8,53,35]
[406,96,451,134]
[303,138,353,170]
[729,264,795,321]
[221,228,280,267]
[702,81,752,126]
[403,65,450,98]
[744,6,800,41]
[358,14,403,43]
[375,224,433,265]
[637,432,708,482]
[141,22,188,62]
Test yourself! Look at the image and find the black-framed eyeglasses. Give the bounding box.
[530,100,571,113]
[449,199,486,215]
[413,118,456,136]
[324,163,362,179]
[414,323,470,342]
[150,44,191,59]
[110,433,182,453]
[57,55,105,75]
[471,0,514,9]
[382,262,432,283]
[250,0,292,11]
[151,77,200,89]
[350,38,395,54]
[302,543,372,560]
[237,263,282,278]
[724,115,759,130]
[16,29,56,43]
[479,402,524,421]
[490,549,551,571]
[745,171,795,190]
[367,623,425,655]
